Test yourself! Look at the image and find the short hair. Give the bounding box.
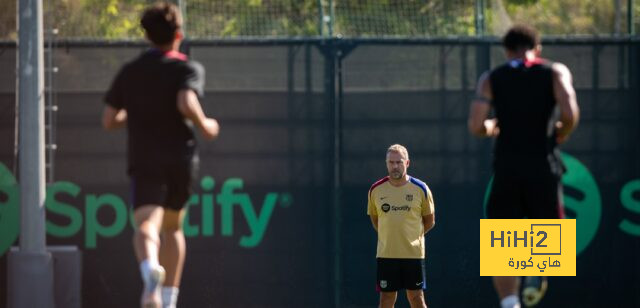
[387,144,409,160]
[502,24,540,52]
[140,2,182,46]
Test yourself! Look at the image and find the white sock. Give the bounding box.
[139,259,159,286]
[161,287,179,308]
[501,295,521,308]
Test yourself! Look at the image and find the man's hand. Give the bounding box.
[484,119,500,137]
[555,121,569,144]
[177,89,220,141]
[552,63,579,142]
[468,71,496,137]
[422,214,435,235]
[102,105,127,130]
[201,118,220,140]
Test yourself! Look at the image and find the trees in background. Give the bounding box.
[0,1,16,40]
[502,0,631,35]
[0,0,636,40]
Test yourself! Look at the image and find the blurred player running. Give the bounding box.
[468,25,579,308]
[102,2,219,307]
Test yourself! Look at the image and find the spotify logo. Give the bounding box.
[560,153,602,255]
[0,162,293,256]
[0,163,19,258]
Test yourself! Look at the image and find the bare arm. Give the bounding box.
[468,71,499,137]
[102,105,127,131]
[422,214,435,234]
[177,89,220,140]
[370,215,378,232]
[552,63,579,143]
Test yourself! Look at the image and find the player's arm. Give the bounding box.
[422,214,434,235]
[367,190,378,232]
[177,89,219,140]
[552,62,579,144]
[421,186,435,234]
[102,67,126,131]
[102,105,127,131]
[468,71,499,138]
[370,215,378,232]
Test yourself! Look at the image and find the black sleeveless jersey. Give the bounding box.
[489,58,564,176]
[105,49,205,170]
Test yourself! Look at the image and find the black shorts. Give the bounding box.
[129,159,198,211]
[486,171,564,219]
[376,258,426,292]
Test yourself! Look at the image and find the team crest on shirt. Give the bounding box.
[406,194,413,201]
[380,280,388,288]
[381,203,390,213]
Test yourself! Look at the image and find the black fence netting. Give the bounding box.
[0,38,638,307]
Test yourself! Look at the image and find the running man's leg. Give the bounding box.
[159,209,186,308]
[160,209,186,286]
[487,173,525,308]
[157,161,193,308]
[406,289,427,308]
[519,174,561,307]
[523,173,564,220]
[134,205,165,263]
[134,205,166,308]
[493,277,521,308]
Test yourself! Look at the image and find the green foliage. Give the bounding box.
[0,1,16,40]
[499,0,631,35]
[45,0,146,39]
[333,0,476,37]
[0,0,635,39]
[186,0,319,37]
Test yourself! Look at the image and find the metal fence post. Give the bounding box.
[10,0,54,305]
[629,0,635,35]
[475,0,485,36]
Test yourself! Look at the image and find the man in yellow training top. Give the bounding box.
[368,144,436,308]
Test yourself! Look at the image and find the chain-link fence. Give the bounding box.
[0,0,638,40]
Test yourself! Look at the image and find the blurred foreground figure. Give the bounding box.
[102,2,219,307]
[468,25,579,308]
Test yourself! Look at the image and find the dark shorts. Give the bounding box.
[129,159,198,211]
[486,171,564,219]
[376,258,426,292]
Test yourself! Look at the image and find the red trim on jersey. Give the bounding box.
[149,48,188,61]
[523,57,547,68]
[369,176,390,198]
[164,50,188,61]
